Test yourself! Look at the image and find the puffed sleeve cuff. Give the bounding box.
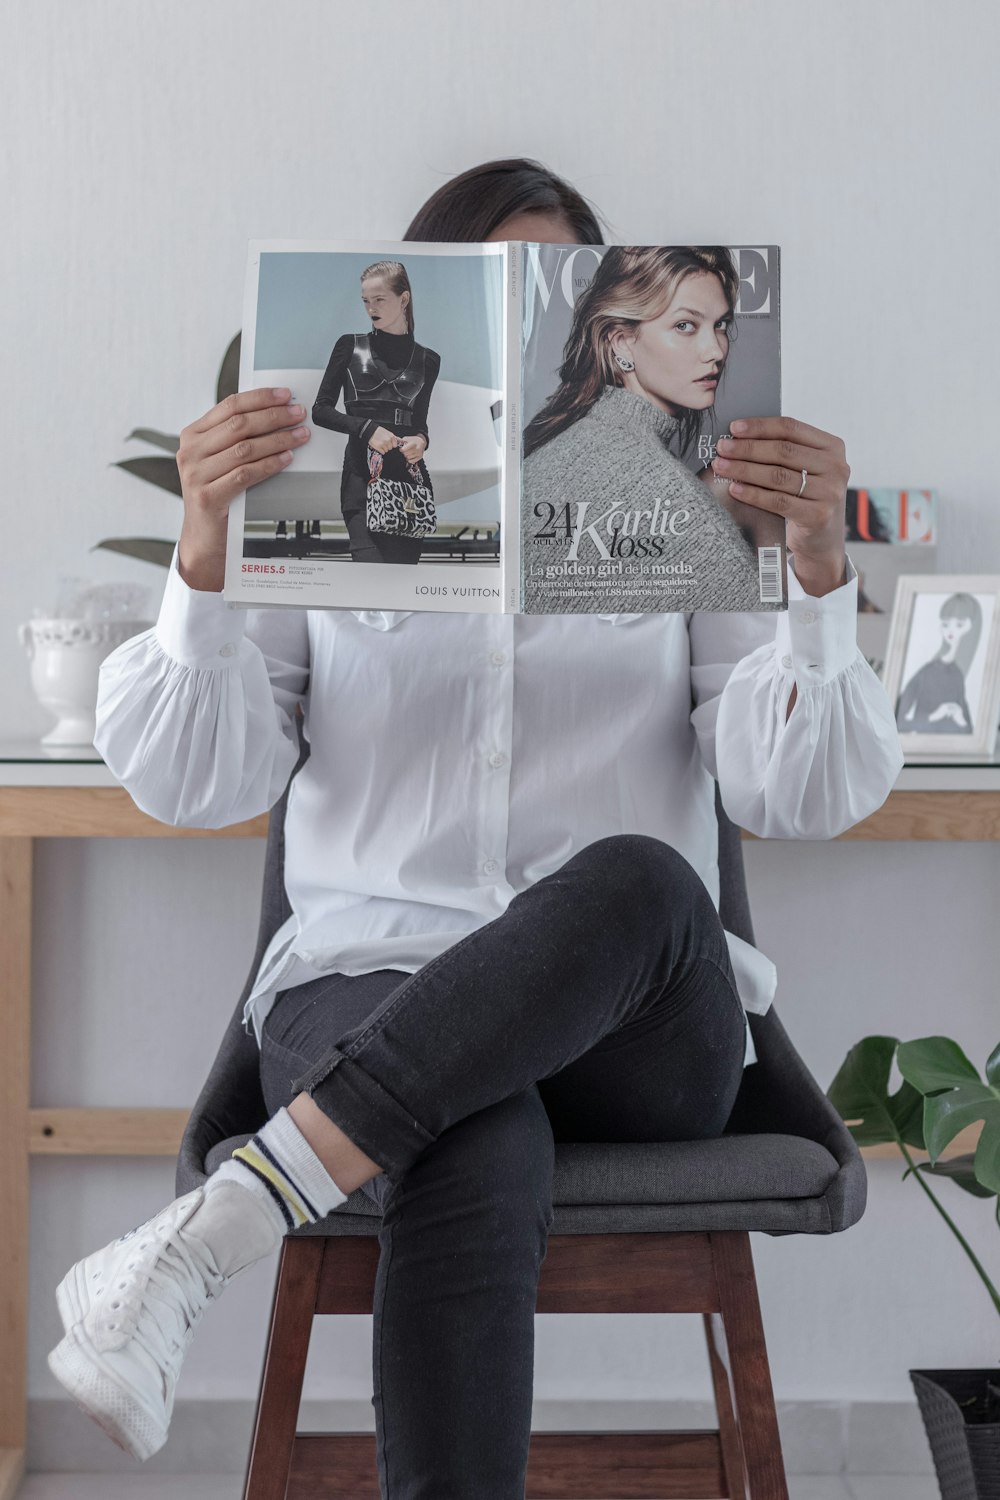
[774,553,861,688]
[155,545,249,669]
[715,550,904,839]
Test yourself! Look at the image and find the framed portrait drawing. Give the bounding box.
[883,575,1000,759]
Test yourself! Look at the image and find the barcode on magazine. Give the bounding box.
[757,547,783,604]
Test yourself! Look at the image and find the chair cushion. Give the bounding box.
[203,1130,844,1238]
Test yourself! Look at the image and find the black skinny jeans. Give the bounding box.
[258,834,748,1500]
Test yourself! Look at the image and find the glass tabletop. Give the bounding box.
[1,735,999,771]
[0,738,104,763]
[897,749,1000,767]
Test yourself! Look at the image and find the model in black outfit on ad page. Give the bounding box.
[312,259,442,563]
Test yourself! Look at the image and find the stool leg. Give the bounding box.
[709,1232,789,1500]
[704,1310,749,1499]
[244,1237,324,1500]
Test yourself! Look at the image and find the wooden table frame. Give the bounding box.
[0,778,995,1499]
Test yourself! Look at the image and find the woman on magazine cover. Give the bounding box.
[522,244,775,611]
[311,258,442,564]
[895,591,981,733]
[49,158,903,1497]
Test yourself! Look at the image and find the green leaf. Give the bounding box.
[92,538,175,568]
[897,1036,982,1094]
[919,1153,997,1199]
[924,1082,997,1161]
[827,1036,926,1149]
[217,332,241,404]
[974,1115,1000,1195]
[986,1041,1000,1090]
[124,427,180,455]
[891,1080,928,1147]
[111,456,183,497]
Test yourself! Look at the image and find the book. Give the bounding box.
[224,238,785,614]
[846,488,938,679]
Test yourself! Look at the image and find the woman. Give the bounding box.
[49,157,903,1498]
[523,246,773,610]
[312,258,441,564]
[896,592,981,732]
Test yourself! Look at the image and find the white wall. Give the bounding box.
[8,0,1000,1413]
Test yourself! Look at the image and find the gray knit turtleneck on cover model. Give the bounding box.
[521,384,777,613]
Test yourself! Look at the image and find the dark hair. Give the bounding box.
[403,157,607,245]
[933,592,982,675]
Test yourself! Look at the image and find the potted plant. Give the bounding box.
[828,1034,1000,1498]
[95,334,241,568]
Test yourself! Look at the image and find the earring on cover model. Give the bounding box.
[613,351,636,372]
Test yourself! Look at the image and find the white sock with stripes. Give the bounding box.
[207,1106,349,1235]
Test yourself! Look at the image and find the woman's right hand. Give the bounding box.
[367,425,399,456]
[176,387,311,591]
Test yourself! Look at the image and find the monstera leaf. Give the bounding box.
[829,1031,1000,1326]
[827,1035,926,1150]
[919,1152,997,1199]
[897,1037,1000,1195]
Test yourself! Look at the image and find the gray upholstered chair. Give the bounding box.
[178,739,866,1500]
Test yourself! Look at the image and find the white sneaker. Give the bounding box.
[47,1182,281,1460]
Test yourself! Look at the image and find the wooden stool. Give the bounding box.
[244,1228,786,1500]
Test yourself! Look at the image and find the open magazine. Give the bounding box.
[224,239,785,614]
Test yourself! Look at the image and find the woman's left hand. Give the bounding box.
[711,416,849,596]
[398,433,427,464]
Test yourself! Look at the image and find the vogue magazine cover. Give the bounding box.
[517,243,785,613]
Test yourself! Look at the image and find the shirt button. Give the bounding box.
[488,751,507,768]
[482,859,499,875]
[781,654,793,670]
[218,643,237,658]
[798,610,817,625]
[490,651,507,666]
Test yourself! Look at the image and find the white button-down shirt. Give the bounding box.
[94,549,904,1071]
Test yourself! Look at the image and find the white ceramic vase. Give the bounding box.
[18,618,153,746]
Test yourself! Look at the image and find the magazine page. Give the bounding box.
[224,239,508,613]
[517,243,786,613]
[847,487,938,679]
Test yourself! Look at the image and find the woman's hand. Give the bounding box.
[368,426,399,456]
[176,387,311,591]
[397,433,427,464]
[710,415,849,596]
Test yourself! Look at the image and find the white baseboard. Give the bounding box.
[28,1397,935,1477]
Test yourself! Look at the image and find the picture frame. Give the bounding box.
[883,574,1000,760]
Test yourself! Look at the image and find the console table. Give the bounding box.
[1,742,997,1499]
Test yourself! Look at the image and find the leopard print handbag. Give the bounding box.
[366,446,437,538]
